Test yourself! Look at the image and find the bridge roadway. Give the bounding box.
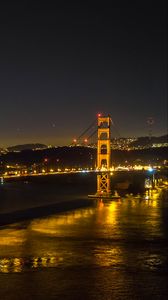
[1,169,94,180]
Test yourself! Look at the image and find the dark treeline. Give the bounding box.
[0,146,168,169]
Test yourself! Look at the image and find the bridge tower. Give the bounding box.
[97,115,111,196]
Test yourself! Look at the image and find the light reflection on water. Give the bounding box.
[0,194,167,272]
[0,191,168,299]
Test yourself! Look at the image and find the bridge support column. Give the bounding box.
[96,115,111,197]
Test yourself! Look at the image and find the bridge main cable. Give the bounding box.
[77,119,97,141]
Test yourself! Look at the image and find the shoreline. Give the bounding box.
[0,198,95,227]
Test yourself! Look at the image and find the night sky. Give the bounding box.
[0,0,167,147]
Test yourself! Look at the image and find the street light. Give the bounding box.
[148,167,155,188]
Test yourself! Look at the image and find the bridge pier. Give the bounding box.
[96,172,111,197]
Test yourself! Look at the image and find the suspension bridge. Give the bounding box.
[70,113,119,199]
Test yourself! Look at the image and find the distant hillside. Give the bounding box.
[7,143,47,152]
[130,135,168,147]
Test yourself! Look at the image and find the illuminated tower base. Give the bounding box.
[97,173,111,196]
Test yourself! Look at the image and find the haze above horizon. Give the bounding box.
[0,0,167,147]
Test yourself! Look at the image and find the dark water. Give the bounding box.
[0,175,168,300]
